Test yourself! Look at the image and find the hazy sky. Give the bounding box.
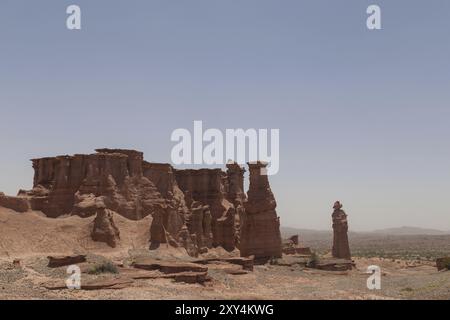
[1,1,449,231]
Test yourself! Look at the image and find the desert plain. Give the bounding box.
[1,207,449,300]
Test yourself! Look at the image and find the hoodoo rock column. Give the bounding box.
[91,199,121,248]
[331,201,351,260]
[240,162,282,260]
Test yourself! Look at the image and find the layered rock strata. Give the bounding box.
[225,162,246,247]
[174,168,236,251]
[27,149,165,220]
[1,149,283,259]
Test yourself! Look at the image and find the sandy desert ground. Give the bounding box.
[1,208,449,300]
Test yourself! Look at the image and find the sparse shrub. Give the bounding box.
[307,252,319,268]
[269,257,279,265]
[436,257,450,271]
[88,261,119,274]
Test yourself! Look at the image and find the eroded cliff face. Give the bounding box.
[174,168,236,251]
[142,162,189,242]
[3,149,282,258]
[27,150,164,220]
[225,162,247,248]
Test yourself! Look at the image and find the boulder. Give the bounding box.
[194,257,254,271]
[138,261,207,274]
[47,254,87,268]
[131,257,208,274]
[313,259,354,271]
[118,267,208,284]
[43,277,134,290]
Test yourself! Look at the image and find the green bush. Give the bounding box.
[436,257,450,271]
[88,261,119,274]
[307,252,319,268]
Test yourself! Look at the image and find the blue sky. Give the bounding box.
[1,1,450,230]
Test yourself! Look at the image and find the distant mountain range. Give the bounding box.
[281,226,450,238]
[370,226,450,236]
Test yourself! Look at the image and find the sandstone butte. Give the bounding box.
[0,149,282,260]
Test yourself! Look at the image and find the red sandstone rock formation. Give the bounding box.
[28,150,165,219]
[2,149,283,260]
[47,255,87,268]
[91,199,121,248]
[149,203,168,245]
[143,162,189,226]
[225,162,246,204]
[185,201,213,251]
[225,162,246,247]
[174,168,236,251]
[132,257,208,273]
[149,202,184,248]
[331,201,351,260]
[194,256,254,271]
[177,225,199,257]
[240,162,282,260]
[22,149,193,254]
[43,277,134,290]
[215,205,236,251]
[314,259,353,271]
[0,193,30,212]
